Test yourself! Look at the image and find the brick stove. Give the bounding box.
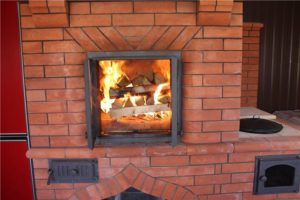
[20,0,300,199]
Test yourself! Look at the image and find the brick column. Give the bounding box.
[197,0,233,26]
[241,23,264,107]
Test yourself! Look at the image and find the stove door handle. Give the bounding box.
[259,175,268,182]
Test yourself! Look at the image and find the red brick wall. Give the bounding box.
[27,139,300,200]
[241,23,263,107]
[21,0,243,148]
[19,1,300,200]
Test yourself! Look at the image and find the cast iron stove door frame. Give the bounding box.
[84,51,182,149]
[253,154,300,194]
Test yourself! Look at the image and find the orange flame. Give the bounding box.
[99,60,125,113]
[153,83,169,105]
[99,59,171,120]
[153,60,171,106]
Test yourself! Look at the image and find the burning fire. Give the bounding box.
[99,60,125,113]
[99,59,171,120]
[153,83,169,105]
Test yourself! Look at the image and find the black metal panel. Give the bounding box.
[107,187,162,200]
[66,0,196,1]
[84,60,93,148]
[85,51,182,148]
[48,159,98,184]
[84,60,100,149]
[254,154,300,194]
[0,134,27,141]
[244,1,300,113]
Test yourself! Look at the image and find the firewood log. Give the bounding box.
[135,97,145,106]
[132,75,152,86]
[158,95,171,104]
[121,60,154,81]
[112,98,124,109]
[109,85,170,97]
[109,104,171,118]
[154,73,166,84]
[117,76,131,87]
[146,96,154,105]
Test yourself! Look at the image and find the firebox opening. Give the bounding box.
[99,59,172,136]
[85,51,182,148]
[106,187,162,200]
[265,165,295,187]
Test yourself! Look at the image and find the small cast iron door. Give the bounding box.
[254,154,300,194]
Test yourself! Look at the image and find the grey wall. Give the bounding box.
[244,1,300,112]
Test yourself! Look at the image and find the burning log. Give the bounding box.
[158,95,171,104]
[135,97,145,106]
[121,60,154,81]
[109,85,170,97]
[117,76,131,87]
[112,98,124,109]
[124,99,134,107]
[109,104,171,118]
[146,96,154,105]
[154,73,166,84]
[132,75,152,86]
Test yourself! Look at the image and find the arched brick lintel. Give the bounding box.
[68,164,197,200]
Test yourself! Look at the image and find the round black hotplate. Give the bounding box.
[240,118,283,134]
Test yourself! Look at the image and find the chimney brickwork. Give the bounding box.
[241,22,263,107]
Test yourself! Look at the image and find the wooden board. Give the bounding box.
[109,85,170,97]
[109,104,171,118]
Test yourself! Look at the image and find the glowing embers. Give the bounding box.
[98,59,172,135]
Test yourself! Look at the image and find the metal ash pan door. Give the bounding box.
[254,154,300,194]
[48,159,98,184]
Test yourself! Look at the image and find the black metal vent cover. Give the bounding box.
[48,159,98,184]
[254,154,300,194]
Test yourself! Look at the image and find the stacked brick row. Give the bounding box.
[241,23,263,107]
